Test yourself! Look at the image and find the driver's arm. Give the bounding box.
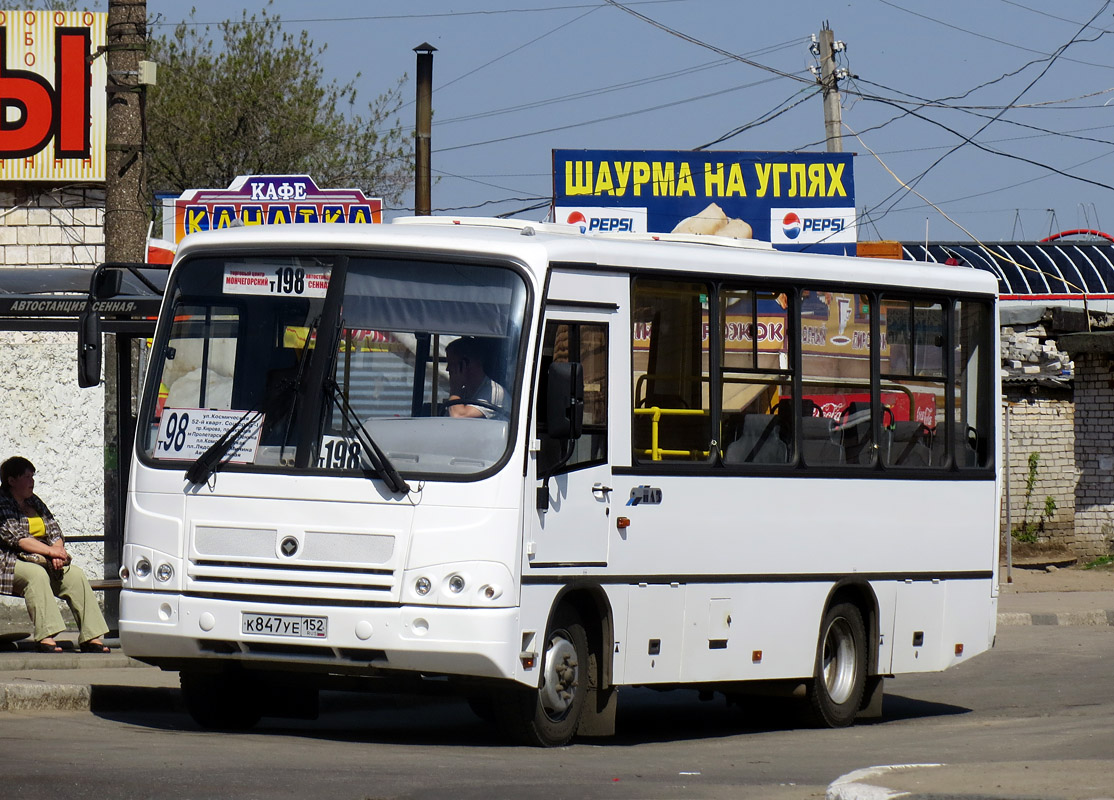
[446,396,486,418]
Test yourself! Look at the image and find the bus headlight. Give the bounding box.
[134,558,151,579]
[448,575,465,593]
[415,577,432,596]
[155,563,174,582]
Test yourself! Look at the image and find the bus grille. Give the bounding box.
[186,560,395,602]
[188,526,398,602]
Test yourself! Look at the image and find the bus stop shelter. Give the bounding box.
[0,266,166,602]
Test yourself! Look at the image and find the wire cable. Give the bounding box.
[601,0,814,85]
[845,122,1092,307]
[864,2,1114,224]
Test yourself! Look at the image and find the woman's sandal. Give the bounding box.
[79,640,111,654]
[35,639,63,653]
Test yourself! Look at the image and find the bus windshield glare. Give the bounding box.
[139,254,528,478]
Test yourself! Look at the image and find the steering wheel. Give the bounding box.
[443,397,509,420]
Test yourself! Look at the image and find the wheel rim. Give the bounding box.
[539,629,579,721]
[821,616,857,704]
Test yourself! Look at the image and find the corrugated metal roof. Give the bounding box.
[901,241,1114,301]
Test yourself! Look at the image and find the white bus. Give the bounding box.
[118,218,1000,746]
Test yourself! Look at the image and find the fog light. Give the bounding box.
[156,563,174,582]
[415,577,431,596]
[119,565,129,580]
[134,558,151,578]
[448,575,465,593]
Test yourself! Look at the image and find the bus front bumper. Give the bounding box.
[119,590,524,682]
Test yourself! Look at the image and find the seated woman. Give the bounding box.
[0,456,111,653]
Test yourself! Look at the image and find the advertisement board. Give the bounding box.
[165,174,383,244]
[0,10,106,181]
[553,149,856,254]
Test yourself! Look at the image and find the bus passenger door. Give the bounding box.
[530,315,612,566]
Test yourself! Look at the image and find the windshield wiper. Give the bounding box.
[185,317,320,485]
[184,378,297,485]
[324,378,410,495]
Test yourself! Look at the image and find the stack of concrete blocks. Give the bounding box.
[1001,322,1073,379]
[1069,351,1114,560]
[0,186,107,632]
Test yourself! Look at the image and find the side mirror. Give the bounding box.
[77,308,102,388]
[546,361,584,440]
[91,267,123,299]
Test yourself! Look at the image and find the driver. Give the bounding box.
[445,337,509,419]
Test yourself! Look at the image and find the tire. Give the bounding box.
[494,608,589,747]
[806,602,867,728]
[180,669,263,731]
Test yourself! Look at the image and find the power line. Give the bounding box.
[996,0,1114,32]
[847,79,1114,150]
[865,2,1114,223]
[878,0,1114,71]
[600,0,814,85]
[154,1,695,27]
[694,86,820,150]
[434,72,790,153]
[435,58,734,126]
[438,6,602,93]
[435,38,806,127]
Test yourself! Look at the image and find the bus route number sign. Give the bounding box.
[223,265,330,298]
[155,408,262,463]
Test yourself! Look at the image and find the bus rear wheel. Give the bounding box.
[806,602,867,728]
[180,669,263,731]
[494,608,588,747]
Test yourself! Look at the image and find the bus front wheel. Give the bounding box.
[806,602,867,728]
[495,608,588,747]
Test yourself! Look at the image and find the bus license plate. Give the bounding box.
[242,613,327,639]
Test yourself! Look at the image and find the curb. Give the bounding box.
[0,681,178,713]
[0,681,90,712]
[0,653,143,670]
[997,610,1114,626]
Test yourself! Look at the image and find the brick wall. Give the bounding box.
[1001,387,1076,550]
[0,186,105,267]
[1070,352,1114,559]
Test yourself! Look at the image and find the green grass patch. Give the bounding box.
[1082,555,1114,569]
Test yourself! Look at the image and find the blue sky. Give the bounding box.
[146,0,1114,243]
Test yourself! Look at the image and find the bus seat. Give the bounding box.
[800,415,843,465]
[724,413,788,465]
[839,401,874,465]
[887,421,931,467]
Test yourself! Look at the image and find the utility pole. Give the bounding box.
[414,43,435,216]
[815,23,845,153]
[103,0,148,610]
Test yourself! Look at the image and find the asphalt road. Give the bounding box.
[1,624,1111,800]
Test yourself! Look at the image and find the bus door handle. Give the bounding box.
[591,483,612,495]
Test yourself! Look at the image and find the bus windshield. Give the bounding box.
[139,254,529,479]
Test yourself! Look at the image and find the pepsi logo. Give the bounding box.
[566,211,587,232]
[782,212,802,240]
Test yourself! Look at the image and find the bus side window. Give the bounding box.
[879,295,946,468]
[537,321,608,474]
[631,278,712,463]
[954,299,993,469]
[719,285,792,466]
